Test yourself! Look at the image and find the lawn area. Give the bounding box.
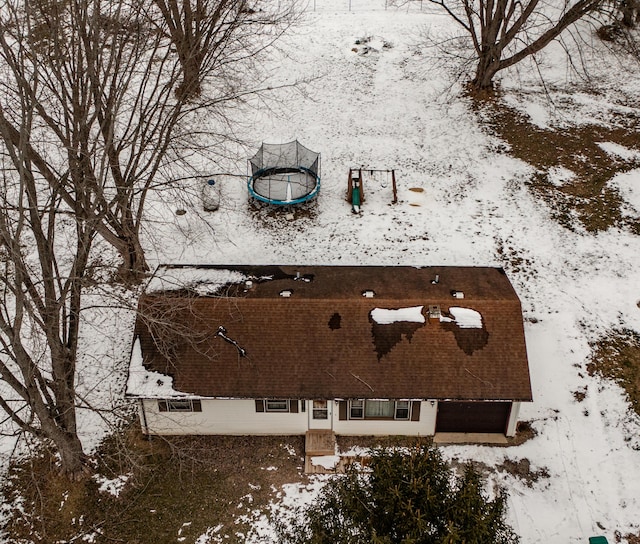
[588,329,640,418]
[2,430,307,544]
[1,428,549,543]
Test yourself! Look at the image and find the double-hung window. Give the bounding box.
[349,399,364,419]
[394,401,410,420]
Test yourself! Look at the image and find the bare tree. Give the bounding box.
[426,0,607,90]
[154,0,272,100]
[0,0,297,279]
[617,0,640,26]
[0,109,97,479]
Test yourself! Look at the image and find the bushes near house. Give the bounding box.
[278,443,519,544]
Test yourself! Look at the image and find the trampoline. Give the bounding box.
[248,140,321,205]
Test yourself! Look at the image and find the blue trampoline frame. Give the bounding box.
[247,141,321,205]
[248,167,321,205]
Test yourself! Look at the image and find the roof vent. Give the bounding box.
[431,274,440,285]
[294,272,313,282]
[245,280,254,290]
[428,305,441,323]
[362,290,375,298]
[280,289,293,298]
[452,290,464,299]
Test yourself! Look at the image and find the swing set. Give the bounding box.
[346,168,398,213]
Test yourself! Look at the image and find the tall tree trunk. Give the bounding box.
[471,49,502,90]
[432,0,605,91]
[42,420,87,479]
[120,234,149,281]
[177,52,205,99]
[116,209,149,281]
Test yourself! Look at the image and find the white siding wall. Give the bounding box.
[333,400,437,436]
[140,399,510,437]
[141,399,308,435]
[506,401,521,437]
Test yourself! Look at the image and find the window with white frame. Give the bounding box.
[266,399,289,412]
[348,400,411,420]
[255,399,298,413]
[158,399,202,412]
[312,400,328,419]
[349,399,364,419]
[394,400,410,420]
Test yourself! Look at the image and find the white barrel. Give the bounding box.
[202,179,220,211]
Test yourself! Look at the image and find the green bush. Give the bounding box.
[279,444,519,544]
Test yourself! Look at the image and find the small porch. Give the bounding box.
[305,430,340,474]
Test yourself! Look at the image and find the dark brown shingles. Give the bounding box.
[133,266,532,402]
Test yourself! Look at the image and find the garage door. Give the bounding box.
[436,401,511,434]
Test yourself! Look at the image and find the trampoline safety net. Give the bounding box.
[248,140,321,204]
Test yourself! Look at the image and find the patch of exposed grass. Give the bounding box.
[573,386,588,402]
[474,98,640,233]
[494,236,538,282]
[2,427,307,544]
[587,328,640,417]
[496,458,550,487]
[248,199,318,228]
[623,531,640,544]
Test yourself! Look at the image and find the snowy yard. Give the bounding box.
[2,0,640,542]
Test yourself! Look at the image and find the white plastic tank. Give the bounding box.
[202,179,220,211]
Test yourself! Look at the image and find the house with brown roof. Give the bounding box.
[127,265,532,442]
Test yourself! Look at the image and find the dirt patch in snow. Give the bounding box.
[496,457,551,487]
[588,328,640,417]
[1,427,307,544]
[475,98,640,234]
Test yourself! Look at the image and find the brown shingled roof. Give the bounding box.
[132,265,533,402]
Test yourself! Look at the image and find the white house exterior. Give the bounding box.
[135,396,523,437]
[127,265,532,440]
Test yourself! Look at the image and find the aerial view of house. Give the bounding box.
[2,0,640,540]
[127,264,532,439]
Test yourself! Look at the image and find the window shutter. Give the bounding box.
[192,400,202,412]
[339,401,347,420]
[289,400,299,413]
[411,401,421,421]
[158,400,168,412]
[255,399,265,412]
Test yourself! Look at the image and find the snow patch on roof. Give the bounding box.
[448,307,483,329]
[126,338,186,398]
[370,306,425,325]
[146,267,247,295]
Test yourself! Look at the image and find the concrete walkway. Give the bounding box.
[433,432,508,445]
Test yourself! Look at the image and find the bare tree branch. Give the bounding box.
[426,0,607,89]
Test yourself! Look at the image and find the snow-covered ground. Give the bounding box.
[146,2,640,542]
[3,0,640,542]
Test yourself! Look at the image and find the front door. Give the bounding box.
[308,399,333,430]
